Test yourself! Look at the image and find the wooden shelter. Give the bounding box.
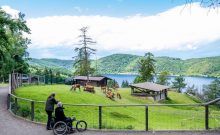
[73,76,111,87]
[129,82,169,101]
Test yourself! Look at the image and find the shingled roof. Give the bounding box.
[130,82,169,92]
[74,76,111,81]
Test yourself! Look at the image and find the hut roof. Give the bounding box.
[74,76,111,81]
[130,82,169,92]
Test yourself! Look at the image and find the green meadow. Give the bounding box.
[13,85,220,130]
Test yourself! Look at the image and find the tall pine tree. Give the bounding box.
[134,52,156,83]
[73,27,96,81]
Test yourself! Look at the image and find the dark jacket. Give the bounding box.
[55,107,66,121]
[45,96,58,112]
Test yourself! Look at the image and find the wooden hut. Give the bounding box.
[73,76,111,87]
[129,82,169,101]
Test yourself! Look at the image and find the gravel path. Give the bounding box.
[0,86,219,135]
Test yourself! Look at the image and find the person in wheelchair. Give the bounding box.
[55,102,74,133]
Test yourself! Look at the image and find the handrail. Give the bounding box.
[9,93,220,107]
[205,98,220,106]
[10,94,34,102]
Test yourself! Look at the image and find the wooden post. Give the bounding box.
[165,89,168,99]
[145,106,149,131]
[159,91,161,99]
[15,97,18,114]
[18,73,20,86]
[99,106,102,129]
[11,73,14,90]
[205,105,209,130]
[131,87,134,95]
[15,73,18,88]
[31,101,35,121]
[8,74,12,94]
[43,75,45,84]
[7,94,10,110]
[20,73,22,86]
[28,74,30,84]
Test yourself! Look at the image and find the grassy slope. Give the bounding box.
[14,85,219,130]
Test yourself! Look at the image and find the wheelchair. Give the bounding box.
[50,116,87,135]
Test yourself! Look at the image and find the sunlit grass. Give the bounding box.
[13,84,220,130]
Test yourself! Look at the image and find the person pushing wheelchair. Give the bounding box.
[55,102,75,133]
[45,92,58,130]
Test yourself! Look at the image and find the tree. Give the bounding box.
[202,79,220,101]
[156,71,170,85]
[172,76,187,93]
[185,84,198,95]
[134,52,156,83]
[73,27,96,81]
[121,80,129,88]
[188,0,220,9]
[107,79,119,88]
[0,9,30,81]
[55,71,61,83]
[49,69,53,84]
[44,67,49,84]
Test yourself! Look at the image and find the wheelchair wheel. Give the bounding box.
[53,121,68,135]
[76,120,87,132]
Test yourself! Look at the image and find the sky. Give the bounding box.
[0,0,220,60]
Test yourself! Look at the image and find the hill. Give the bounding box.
[29,58,73,70]
[28,54,220,77]
[28,58,73,75]
[94,54,220,77]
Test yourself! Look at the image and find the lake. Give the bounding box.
[103,74,217,93]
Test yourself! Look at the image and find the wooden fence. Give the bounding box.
[7,73,220,131]
[9,73,45,93]
[7,93,220,131]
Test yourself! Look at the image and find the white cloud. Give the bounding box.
[1,5,19,18]
[7,3,220,53]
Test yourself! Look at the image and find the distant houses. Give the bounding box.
[129,82,169,101]
[66,76,112,87]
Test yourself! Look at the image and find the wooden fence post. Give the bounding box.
[99,106,102,129]
[7,94,10,110]
[8,74,12,94]
[145,106,149,131]
[205,105,209,130]
[31,101,35,121]
[15,97,18,114]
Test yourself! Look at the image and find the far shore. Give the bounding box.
[103,73,219,78]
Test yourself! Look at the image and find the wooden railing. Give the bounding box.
[7,93,220,131]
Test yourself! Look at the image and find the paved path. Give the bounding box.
[0,86,219,135]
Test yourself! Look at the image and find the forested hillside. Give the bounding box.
[28,54,220,77]
[28,58,73,75]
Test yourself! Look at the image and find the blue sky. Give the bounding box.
[0,0,190,17]
[1,0,219,60]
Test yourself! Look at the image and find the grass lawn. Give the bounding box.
[13,84,220,130]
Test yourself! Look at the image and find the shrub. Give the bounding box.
[19,106,31,117]
[11,103,20,114]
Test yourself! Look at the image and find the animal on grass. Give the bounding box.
[70,84,81,91]
[84,83,95,93]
